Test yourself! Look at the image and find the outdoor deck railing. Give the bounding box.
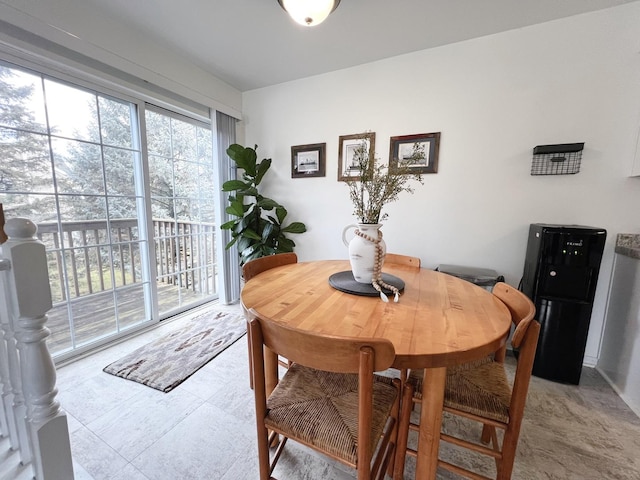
[35,218,216,302]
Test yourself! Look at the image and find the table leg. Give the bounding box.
[415,366,446,480]
[264,347,279,447]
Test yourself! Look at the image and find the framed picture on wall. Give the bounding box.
[338,132,376,181]
[291,143,326,178]
[389,132,441,174]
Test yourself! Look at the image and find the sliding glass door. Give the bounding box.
[0,61,218,359]
[146,108,218,317]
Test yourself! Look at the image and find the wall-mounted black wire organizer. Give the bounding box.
[531,143,584,175]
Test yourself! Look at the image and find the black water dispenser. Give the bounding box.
[520,224,606,384]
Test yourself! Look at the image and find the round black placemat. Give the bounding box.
[328,271,405,297]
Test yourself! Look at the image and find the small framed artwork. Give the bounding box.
[338,132,376,182]
[291,143,326,178]
[389,132,441,174]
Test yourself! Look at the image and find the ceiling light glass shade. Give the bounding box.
[278,0,340,27]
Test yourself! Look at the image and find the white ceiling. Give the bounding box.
[82,0,637,92]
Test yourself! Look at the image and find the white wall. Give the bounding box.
[598,253,640,416]
[0,0,242,118]
[241,3,640,365]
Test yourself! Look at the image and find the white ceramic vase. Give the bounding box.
[342,223,386,284]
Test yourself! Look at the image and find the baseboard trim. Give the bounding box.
[595,366,640,419]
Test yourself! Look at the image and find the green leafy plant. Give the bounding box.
[345,134,424,224]
[220,144,307,266]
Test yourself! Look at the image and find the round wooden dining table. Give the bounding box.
[241,259,511,479]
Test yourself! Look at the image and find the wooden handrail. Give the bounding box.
[0,203,7,244]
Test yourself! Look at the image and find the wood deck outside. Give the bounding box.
[46,282,214,356]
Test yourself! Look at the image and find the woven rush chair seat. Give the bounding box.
[408,358,512,424]
[266,364,398,465]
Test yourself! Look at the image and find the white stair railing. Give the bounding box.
[0,217,74,480]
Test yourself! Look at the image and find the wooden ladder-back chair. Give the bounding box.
[384,253,421,270]
[394,282,540,480]
[242,252,298,283]
[242,252,298,389]
[247,307,403,480]
[384,253,421,383]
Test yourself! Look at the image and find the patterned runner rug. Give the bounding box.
[103,305,246,392]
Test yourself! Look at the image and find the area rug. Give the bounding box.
[103,306,246,393]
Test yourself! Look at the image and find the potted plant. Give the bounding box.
[221,144,307,266]
[342,134,424,300]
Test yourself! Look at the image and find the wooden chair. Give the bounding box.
[242,252,298,283]
[384,253,421,270]
[383,253,421,383]
[242,252,298,389]
[394,282,540,480]
[247,307,405,480]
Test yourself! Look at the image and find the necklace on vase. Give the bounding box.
[354,228,400,302]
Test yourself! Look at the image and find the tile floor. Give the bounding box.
[4,300,640,479]
[55,302,359,480]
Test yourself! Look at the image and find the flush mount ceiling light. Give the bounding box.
[277,0,341,27]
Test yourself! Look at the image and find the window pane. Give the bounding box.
[172,119,196,160]
[146,110,171,156]
[71,293,117,347]
[198,163,215,198]
[107,197,139,221]
[38,225,62,251]
[0,127,54,193]
[112,243,136,287]
[99,96,133,148]
[116,283,150,330]
[0,193,58,223]
[196,126,212,162]
[52,138,105,194]
[148,155,174,200]
[201,208,215,224]
[198,199,216,224]
[175,198,198,222]
[174,159,199,199]
[44,79,100,142]
[0,64,47,133]
[151,197,173,221]
[65,246,107,297]
[46,249,65,303]
[47,303,73,355]
[104,147,136,196]
[109,215,139,242]
[57,194,107,223]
